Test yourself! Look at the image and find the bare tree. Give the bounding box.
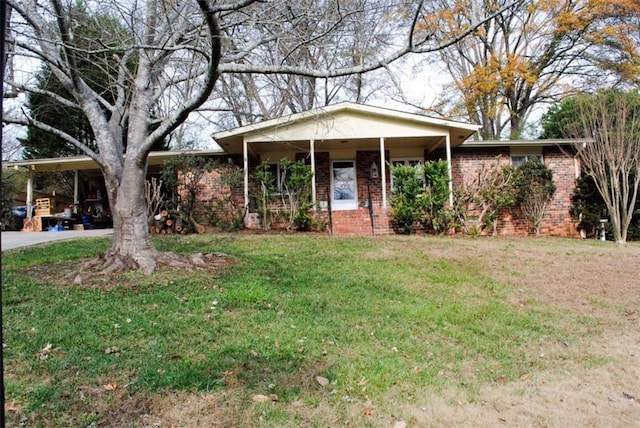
[2,0,518,275]
[568,90,640,244]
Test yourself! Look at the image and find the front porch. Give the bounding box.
[213,102,479,235]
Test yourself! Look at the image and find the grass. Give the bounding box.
[2,234,589,426]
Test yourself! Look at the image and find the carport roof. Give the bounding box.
[4,149,225,173]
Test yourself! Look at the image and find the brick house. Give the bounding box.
[7,102,583,237]
[212,102,582,237]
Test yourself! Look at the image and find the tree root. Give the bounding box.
[73,250,231,284]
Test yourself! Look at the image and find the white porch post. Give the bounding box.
[380,137,387,208]
[26,168,34,219]
[73,170,79,214]
[445,134,454,206]
[243,138,249,210]
[310,139,317,211]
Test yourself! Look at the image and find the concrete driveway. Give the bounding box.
[1,229,113,251]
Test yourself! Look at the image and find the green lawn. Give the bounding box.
[2,234,595,426]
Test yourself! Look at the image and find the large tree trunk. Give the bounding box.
[107,160,158,273]
[82,158,214,277]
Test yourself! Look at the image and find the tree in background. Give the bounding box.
[214,0,404,127]
[417,0,640,139]
[515,158,556,236]
[542,90,640,243]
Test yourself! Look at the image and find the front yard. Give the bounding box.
[2,234,639,427]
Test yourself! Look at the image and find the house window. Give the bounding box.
[390,158,423,189]
[511,154,543,167]
[265,162,290,193]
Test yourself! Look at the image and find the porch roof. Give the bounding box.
[212,102,480,154]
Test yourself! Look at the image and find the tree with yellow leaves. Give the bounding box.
[415,0,639,140]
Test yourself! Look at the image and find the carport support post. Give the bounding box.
[243,138,249,210]
[73,170,79,214]
[26,168,34,219]
[445,134,453,207]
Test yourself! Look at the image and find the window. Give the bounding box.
[390,158,423,189]
[265,162,289,193]
[511,154,543,167]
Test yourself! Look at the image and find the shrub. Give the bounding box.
[453,158,518,235]
[515,158,556,236]
[389,163,426,234]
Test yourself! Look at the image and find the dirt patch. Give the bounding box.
[19,253,235,290]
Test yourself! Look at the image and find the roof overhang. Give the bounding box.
[461,138,593,148]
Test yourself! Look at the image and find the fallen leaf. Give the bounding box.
[102,383,118,391]
[362,407,376,416]
[316,376,329,387]
[393,422,407,428]
[37,343,53,360]
[171,354,182,360]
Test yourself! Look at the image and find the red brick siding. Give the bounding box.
[450,146,577,237]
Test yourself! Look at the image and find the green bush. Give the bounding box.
[515,158,556,236]
[389,163,426,234]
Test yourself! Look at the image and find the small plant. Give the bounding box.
[515,158,556,236]
[454,158,518,235]
[255,161,276,230]
[280,159,314,231]
[208,160,246,231]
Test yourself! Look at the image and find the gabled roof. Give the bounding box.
[213,102,480,153]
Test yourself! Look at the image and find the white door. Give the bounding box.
[331,160,357,210]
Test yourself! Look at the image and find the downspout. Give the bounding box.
[445,134,453,207]
[243,138,249,218]
[379,137,387,208]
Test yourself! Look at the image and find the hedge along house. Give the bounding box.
[212,102,584,236]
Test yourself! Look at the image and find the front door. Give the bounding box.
[331,160,357,210]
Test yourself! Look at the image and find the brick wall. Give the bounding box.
[198,146,579,237]
[450,146,578,237]
[330,207,392,236]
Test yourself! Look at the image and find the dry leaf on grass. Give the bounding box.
[316,376,329,387]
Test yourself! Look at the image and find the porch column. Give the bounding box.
[379,137,387,208]
[445,133,453,206]
[26,168,34,219]
[310,139,317,211]
[73,170,79,214]
[243,138,249,209]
